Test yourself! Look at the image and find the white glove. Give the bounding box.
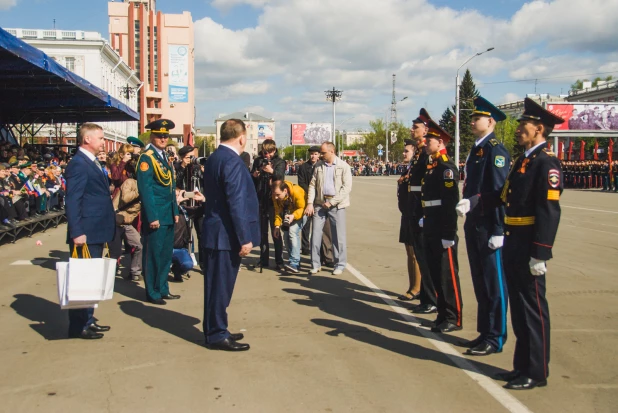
[441,239,455,249]
[455,199,471,217]
[529,258,547,276]
[418,218,424,228]
[488,235,504,250]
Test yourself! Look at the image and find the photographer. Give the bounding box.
[172,186,205,282]
[272,179,306,274]
[175,145,194,191]
[250,139,285,269]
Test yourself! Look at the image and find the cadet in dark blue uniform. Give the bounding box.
[456,97,510,356]
[136,119,180,305]
[420,119,462,333]
[496,98,564,390]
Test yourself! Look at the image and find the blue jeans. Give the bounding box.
[283,216,306,268]
[172,248,194,275]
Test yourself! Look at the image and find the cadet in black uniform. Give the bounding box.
[420,119,462,333]
[496,97,564,390]
[456,96,510,356]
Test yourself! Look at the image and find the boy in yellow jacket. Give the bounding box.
[272,180,306,273]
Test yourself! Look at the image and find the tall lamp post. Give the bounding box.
[455,47,494,163]
[336,115,356,154]
[325,87,343,151]
[386,96,408,162]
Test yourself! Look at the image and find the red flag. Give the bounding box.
[568,140,574,160]
[547,141,551,150]
[580,140,585,160]
[594,139,599,160]
[609,138,614,165]
[558,142,564,160]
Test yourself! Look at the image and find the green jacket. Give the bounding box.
[136,145,179,225]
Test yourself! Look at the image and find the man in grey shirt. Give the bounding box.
[305,142,353,275]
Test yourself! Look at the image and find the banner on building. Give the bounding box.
[168,45,189,103]
[546,102,618,132]
[291,123,332,145]
[257,123,274,144]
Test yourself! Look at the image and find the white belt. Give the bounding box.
[409,186,422,192]
[422,200,442,207]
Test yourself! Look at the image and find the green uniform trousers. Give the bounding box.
[142,224,174,300]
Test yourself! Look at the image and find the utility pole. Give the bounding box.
[325,87,343,153]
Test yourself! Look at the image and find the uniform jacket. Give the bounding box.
[405,150,429,229]
[502,146,562,261]
[463,133,510,236]
[136,145,179,226]
[297,160,320,196]
[272,180,306,227]
[65,149,115,244]
[308,156,352,209]
[202,145,260,251]
[112,178,141,225]
[421,151,459,240]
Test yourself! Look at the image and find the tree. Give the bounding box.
[571,75,613,91]
[494,115,522,158]
[138,131,151,146]
[194,135,215,157]
[439,107,455,140]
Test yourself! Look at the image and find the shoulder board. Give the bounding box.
[441,154,448,162]
[489,139,498,146]
[543,149,556,157]
[145,150,154,155]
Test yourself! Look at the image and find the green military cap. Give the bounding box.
[127,136,145,148]
[20,162,32,168]
[37,162,46,170]
[9,161,19,167]
[145,119,175,136]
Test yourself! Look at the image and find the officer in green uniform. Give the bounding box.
[136,119,180,305]
[127,136,145,151]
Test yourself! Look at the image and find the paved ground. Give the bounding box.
[0,177,616,413]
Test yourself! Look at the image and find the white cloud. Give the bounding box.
[0,0,17,11]
[501,93,521,104]
[192,0,618,143]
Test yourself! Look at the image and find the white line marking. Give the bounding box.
[345,263,532,413]
[562,224,616,235]
[562,205,618,214]
[10,260,48,266]
[574,384,618,389]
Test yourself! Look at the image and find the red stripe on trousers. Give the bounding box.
[447,248,462,326]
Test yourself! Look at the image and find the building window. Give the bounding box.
[65,57,75,72]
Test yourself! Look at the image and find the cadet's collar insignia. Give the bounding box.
[476,148,484,157]
[495,156,506,168]
[489,138,499,146]
[140,162,149,172]
[548,169,560,188]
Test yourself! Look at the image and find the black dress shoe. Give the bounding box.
[147,298,166,305]
[431,321,463,333]
[465,341,500,356]
[162,294,181,300]
[172,274,184,282]
[458,335,485,348]
[89,323,111,333]
[412,304,438,314]
[495,370,521,382]
[69,329,104,340]
[206,337,250,351]
[421,317,443,328]
[229,333,244,341]
[504,376,547,390]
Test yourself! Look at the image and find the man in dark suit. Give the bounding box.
[202,119,260,351]
[64,123,116,339]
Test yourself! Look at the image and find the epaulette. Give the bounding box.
[489,138,498,146]
[543,148,556,157]
[145,150,154,155]
[441,154,448,162]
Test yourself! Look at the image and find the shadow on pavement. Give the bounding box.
[10,294,68,340]
[118,301,203,346]
[32,249,70,271]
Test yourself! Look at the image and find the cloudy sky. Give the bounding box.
[1,0,617,145]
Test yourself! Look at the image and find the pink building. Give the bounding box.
[108,0,195,144]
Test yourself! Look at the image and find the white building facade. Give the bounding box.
[6,28,140,151]
[215,112,276,159]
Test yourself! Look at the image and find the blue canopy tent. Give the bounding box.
[0,26,139,124]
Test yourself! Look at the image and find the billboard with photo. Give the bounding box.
[546,102,618,132]
[257,123,274,144]
[291,123,332,145]
[168,44,189,103]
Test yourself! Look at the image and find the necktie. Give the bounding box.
[94,159,103,171]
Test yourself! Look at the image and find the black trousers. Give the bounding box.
[424,235,462,326]
[13,198,28,220]
[503,236,550,381]
[411,230,437,307]
[464,218,508,350]
[259,203,283,266]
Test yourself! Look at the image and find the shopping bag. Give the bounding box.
[56,261,99,309]
[67,244,117,301]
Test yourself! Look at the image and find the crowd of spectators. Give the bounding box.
[284,158,406,177]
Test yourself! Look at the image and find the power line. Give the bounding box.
[479,71,618,86]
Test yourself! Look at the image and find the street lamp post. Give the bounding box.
[336,115,355,154]
[325,87,343,151]
[385,96,408,162]
[455,47,494,163]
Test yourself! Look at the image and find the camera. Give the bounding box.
[258,158,271,170]
[131,153,140,161]
[166,150,175,159]
[190,156,207,166]
[281,215,293,231]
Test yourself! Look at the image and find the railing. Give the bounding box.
[569,81,618,97]
[4,28,102,41]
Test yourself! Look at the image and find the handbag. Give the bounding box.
[67,244,117,302]
[56,261,99,309]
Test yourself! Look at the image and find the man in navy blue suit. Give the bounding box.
[202,119,260,351]
[64,123,116,339]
